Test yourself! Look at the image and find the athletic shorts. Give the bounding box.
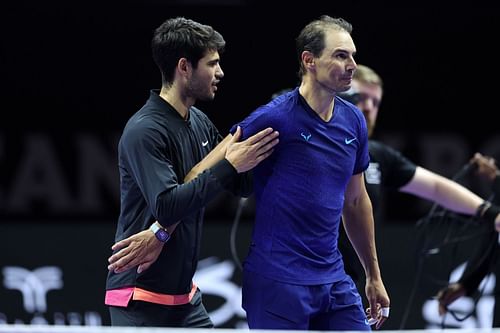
[242,269,371,331]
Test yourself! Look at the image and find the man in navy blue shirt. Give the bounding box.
[231,16,389,331]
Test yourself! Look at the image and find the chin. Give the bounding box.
[197,93,215,102]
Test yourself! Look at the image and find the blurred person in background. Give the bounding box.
[436,153,500,326]
[338,64,500,284]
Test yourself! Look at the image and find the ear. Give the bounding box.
[177,58,191,77]
[301,51,315,71]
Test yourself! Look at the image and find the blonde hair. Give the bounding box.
[353,64,383,88]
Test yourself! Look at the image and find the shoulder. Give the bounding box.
[369,140,391,154]
[370,139,405,155]
[241,97,290,127]
[190,106,216,127]
[121,107,167,148]
[369,139,416,170]
[336,96,363,117]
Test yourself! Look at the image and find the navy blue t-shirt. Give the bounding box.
[231,88,369,284]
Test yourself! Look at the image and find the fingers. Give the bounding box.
[111,253,143,274]
[245,127,275,144]
[438,303,447,316]
[256,136,279,155]
[368,297,378,319]
[231,126,242,142]
[376,313,388,330]
[254,149,274,165]
[365,304,389,329]
[137,260,154,274]
[107,250,134,273]
[435,285,463,316]
[108,244,132,266]
[111,238,131,251]
[436,289,455,316]
[108,240,140,273]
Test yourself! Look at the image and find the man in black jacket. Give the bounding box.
[104,17,279,328]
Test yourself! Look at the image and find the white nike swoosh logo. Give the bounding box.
[202,140,209,147]
[345,137,357,144]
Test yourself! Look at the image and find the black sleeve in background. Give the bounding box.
[459,224,499,295]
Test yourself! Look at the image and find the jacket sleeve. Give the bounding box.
[121,124,238,227]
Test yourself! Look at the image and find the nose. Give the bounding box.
[348,56,357,71]
[357,99,374,116]
[216,64,224,79]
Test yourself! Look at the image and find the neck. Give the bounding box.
[159,85,192,119]
[299,80,335,122]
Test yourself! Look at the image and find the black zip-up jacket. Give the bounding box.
[106,90,251,295]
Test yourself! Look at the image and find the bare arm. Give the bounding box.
[401,163,500,230]
[342,172,390,329]
[400,166,484,215]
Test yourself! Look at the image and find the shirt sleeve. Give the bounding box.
[370,140,417,189]
[230,105,280,140]
[121,124,237,227]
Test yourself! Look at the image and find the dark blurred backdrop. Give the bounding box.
[2,1,499,224]
[2,1,500,329]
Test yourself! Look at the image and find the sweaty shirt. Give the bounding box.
[230,87,369,285]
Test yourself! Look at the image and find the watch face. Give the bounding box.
[156,229,170,242]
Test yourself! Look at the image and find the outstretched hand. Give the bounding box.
[107,229,164,274]
[225,126,279,173]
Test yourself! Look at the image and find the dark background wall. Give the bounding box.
[1,0,499,330]
[2,1,499,224]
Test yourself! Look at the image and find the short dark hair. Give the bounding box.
[296,15,353,78]
[151,17,225,86]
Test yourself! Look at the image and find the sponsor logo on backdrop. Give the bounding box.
[1,266,102,325]
[195,257,247,328]
[0,260,246,327]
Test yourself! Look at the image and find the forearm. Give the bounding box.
[343,191,381,281]
[156,159,237,226]
[434,179,484,215]
[184,133,253,197]
[184,134,232,182]
[403,167,483,215]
